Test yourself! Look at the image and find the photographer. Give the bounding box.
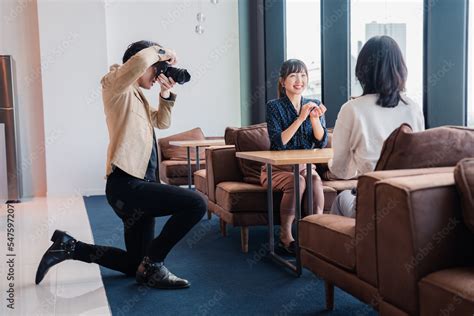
[36,40,206,289]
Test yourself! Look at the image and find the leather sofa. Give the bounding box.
[299,125,474,315]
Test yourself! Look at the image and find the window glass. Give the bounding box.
[468,0,474,126]
[350,0,424,108]
[286,0,322,100]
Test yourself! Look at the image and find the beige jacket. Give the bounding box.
[101,46,176,179]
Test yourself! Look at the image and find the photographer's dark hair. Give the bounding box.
[122,40,160,64]
[278,59,308,98]
[355,35,407,108]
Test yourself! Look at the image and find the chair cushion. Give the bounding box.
[194,169,207,196]
[454,158,474,233]
[158,127,205,160]
[375,124,474,171]
[224,127,239,145]
[215,181,281,212]
[299,214,356,271]
[160,160,206,178]
[323,187,337,214]
[224,123,267,146]
[234,124,270,184]
[419,267,474,315]
[323,179,357,192]
[215,181,335,214]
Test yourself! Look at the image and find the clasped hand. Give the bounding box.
[298,102,327,121]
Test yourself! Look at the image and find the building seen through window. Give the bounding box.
[285,0,322,101]
[350,0,423,108]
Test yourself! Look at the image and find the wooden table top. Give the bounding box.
[236,148,333,165]
[205,145,235,149]
[169,139,226,147]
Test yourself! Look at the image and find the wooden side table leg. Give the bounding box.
[241,226,249,253]
[220,219,227,237]
[325,281,334,310]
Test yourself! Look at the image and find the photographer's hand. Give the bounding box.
[158,47,178,65]
[158,74,176,99]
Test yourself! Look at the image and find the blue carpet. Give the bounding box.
[84,195,377,315]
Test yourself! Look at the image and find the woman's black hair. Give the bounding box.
[278,59,308,98]
[355,35,408,108]
[122,40,160,64]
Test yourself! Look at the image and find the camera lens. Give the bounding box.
[153,61,191,85]
[164,67,191,84]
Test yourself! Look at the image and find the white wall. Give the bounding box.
[0,124,7,203]
[37,1,109,196]
[105,0,241,137]
[0,0,47,198]
[33,0,240,196]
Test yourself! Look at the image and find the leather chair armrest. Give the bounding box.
[355,166,454,286]
[206,146,243,203]
[375,172,474,315]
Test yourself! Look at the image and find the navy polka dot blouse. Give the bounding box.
[266,95,328,151]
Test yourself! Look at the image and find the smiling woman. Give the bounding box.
[261,58,328,256]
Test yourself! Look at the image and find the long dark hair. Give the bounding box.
[355,36,408,108]
[122,40,160,64]
[277,59,308,98]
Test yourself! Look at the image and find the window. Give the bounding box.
[350,0,424,108]
[285,0,321,100]
[468,0,474,126]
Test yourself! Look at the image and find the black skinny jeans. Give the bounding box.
[73,168,207,276]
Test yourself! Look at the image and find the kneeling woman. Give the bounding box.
[261,59,328,255]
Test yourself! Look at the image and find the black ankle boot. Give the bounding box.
[136,256,190,289]
[35,230,77,285]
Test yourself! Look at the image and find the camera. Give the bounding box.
[154,61,191,84]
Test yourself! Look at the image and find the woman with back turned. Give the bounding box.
[328,35,425,218]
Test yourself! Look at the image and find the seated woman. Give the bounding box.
[328,35,425,218]
[261,59,328,255]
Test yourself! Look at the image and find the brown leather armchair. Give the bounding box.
[205,144,283,252]
[157,127,221,186]
[376,169,474,315]
[299,167,456,314]
[299,125,474,314]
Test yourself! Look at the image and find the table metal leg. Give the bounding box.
[267,163,275,254]
[265,163,302,276]
[306,163,313,215]
[187,147,192,189]
[294,164,302,276]
[196,146,200,170]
